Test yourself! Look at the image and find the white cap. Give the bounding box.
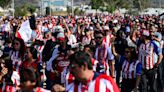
[57,32,65,38]
[113,19,118,23]
[53,26,64,33]
[103,26,109,30]
[89,27,94,31]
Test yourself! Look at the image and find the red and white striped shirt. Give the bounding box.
[103,34,114,48]
[122,60,140,79]
[138,42,155,70]
[2,71,20,92]
[66,74,120,92]
[95,45,114,75]
[10,51,22,72]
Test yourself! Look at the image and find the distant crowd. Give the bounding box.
[0,14,163,92]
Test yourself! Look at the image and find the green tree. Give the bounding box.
[0,0,11,9]
[91,0,103,11]
[15,3,36,16]
[67,6,72,15]
[103,0,121,13]
[133,0,150,11]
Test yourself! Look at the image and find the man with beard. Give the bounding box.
[94,31,115,78]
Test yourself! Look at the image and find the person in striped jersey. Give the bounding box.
[65,51,119,92]
[121,47,141,92]
[94,31,115,77]
[138,30,163,92]
[53,51,120,92]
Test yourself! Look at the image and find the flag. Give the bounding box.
[17,20,33,42]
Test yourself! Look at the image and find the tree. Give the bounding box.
[0,0,12,9]
[133,0,150,11]
[15,3,36,16]
[67,6,72,15]
[91,0,103,11]
[103,0,121,13]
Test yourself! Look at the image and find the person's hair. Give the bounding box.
[12,37,26,60]
[20,68,36,83]
[125,46,138,60]
[27,46,38,60]
[69,51,93,70]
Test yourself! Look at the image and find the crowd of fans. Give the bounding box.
[0,14,163,92]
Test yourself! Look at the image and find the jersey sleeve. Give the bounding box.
[136,62,142,75]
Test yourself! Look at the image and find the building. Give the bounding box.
[41,0,71,11]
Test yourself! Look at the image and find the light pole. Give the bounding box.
[72,0,74,16]
[12,0,15,17]
[49,0,51,16]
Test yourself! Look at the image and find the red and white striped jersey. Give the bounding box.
[10,51,22,72]
[2,71,20,92]
[66,74,120,92]
[103,34,114,48]
[95,45,114,75]
[54,53,70,73]
[138,42,155,70]
[61,68,74,88]
[3,85,16,92]
[122,60,141,79]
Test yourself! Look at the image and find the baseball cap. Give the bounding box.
[103,26,109,30]
[154,32,162,40]
[57,32,65,41]
[53,26,64,33]
[113,19,118,23]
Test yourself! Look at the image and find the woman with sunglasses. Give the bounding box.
[10,37,26,72]
[113,46,141,92]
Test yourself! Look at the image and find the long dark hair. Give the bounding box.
[126,46,138,61]
[12,37,26,60]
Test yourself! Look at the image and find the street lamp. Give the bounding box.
[49,0,51,16]
[72,0,74,15]
[12,0,15,17]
